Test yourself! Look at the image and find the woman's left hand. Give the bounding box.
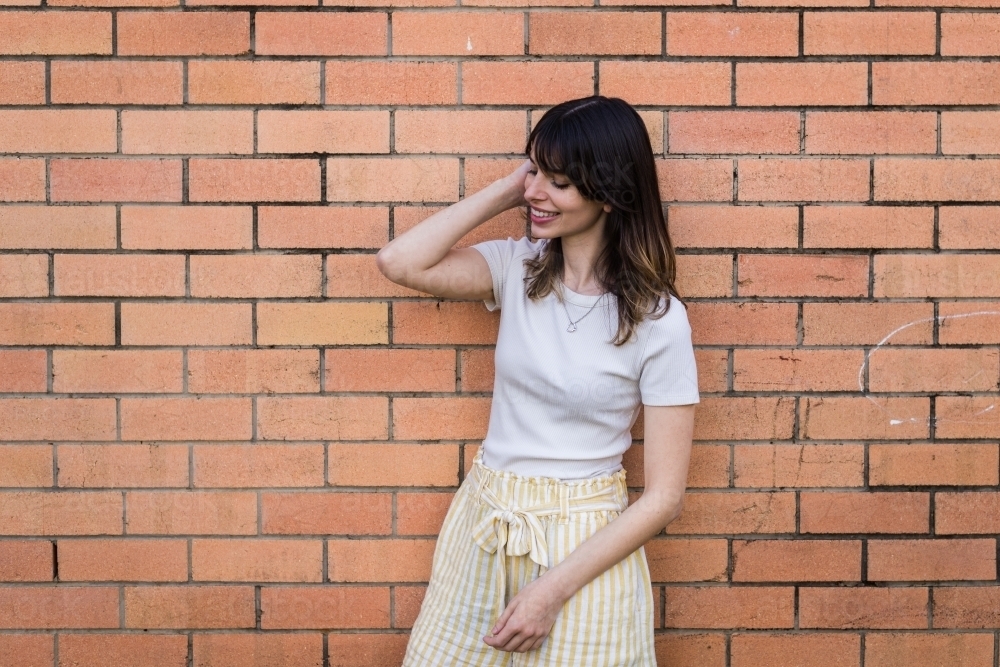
[482,573,566,653]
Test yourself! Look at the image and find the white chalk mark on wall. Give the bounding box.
[857,310,1000,426]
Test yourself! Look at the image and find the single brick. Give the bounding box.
[869,348,1000,392]
[731,634,860,667]
[327,443,459,487]
[255,12,386,55]
[865,632,994,667]
[126,491,258,535]
[190,254,321,298]
[738,158,869,202]
[51,61,183,104]
[936,492,1000,535]
[326,157,458,202]
[57,634,187,667]
[394,110,525,154]
[261,492,392,535]
[187,349,320,394]
[941,12,1000,56]
[875,254,1000,297]
[0,398,117,442]
[806,111,937,154]
[0,204,116,249]
[328,539,435,582]
[0,109,117,153]
[868,539,997,581]
[0,62,45,104]
[800,491,929,534]
[667,204,799,248]
[803,205,934,248]
[257,110,389,154]
[56,442,189,487]
[737,62,868,106]
[54,253,186,297]
[665,491,797,534]
[256,302,388,345]
[193,444,325,488]
[257,206,388,249]
[657,158,733,201]
[669,111,800,154]
[189,158,321,203]
[188,60,320,104]
[392,396,491,440]
[667,12,799,56]
[0,349,47,391]
[259,587,390,629]
[0,158,45,201]
[0,303,115,346]
[804,11,936,54]
[121,110,254,155]
[325,61,456,105]
[687,302,799,345]
[50,158,183,203]
[644,538,728,582]
[734,444,865,488]
[733,349,865,392]
[257,397,389,440]
[0,540,53,581]
[870,444,1000,486]
[799,587,930,628]
[120,397,252,441]
[799,396,930,440]
[803,302,933,345]
[117,11,249,55]
[0,11,111,54]
[737,254,870,297]
[0,586,118,629]
[57,538,188,582]
[665,586,794,629]
[394,10,522,55]
[531,11,661,55]
[121,205,252,250]
[125,585,256,629]
[324,348,455,392]
[874,62,1000,105]
[732,539,861,582]
[875,158,1000,202]
[462,61,593,105]
[0,491,121,535]
[0,254,47,297]
[600,61,731,106]
[121,303,252,346]
[192,539,323,582]
[942,112,1000,155]
[193,633,324,667]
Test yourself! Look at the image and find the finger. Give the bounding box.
[498,630,530,653]
[510,634,539,653]
[490,602,516,636]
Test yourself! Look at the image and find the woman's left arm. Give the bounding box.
[483,403,696,653]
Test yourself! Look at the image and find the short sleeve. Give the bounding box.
[470,236,538,312]
[638,297,700,406]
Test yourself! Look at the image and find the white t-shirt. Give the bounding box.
[470,235,700,480]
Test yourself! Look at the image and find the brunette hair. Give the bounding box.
[522,95,683,346]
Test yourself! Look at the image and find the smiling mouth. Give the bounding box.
[530,207,559,220]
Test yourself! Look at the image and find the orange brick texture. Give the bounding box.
[1,1,999,665]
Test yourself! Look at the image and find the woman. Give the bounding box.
[376,95,699,666]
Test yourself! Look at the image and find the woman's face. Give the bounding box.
[523,156,612,241]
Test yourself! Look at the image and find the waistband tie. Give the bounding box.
[469,464,626,620]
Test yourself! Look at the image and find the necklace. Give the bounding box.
[559,282,606,333]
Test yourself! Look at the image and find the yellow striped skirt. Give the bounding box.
[402,448,657,666]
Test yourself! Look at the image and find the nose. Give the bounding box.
[523,170,546,203]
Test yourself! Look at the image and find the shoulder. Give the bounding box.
[471,235,545,263]
[639,294,693,349]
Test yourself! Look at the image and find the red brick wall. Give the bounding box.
[1,2,999,666]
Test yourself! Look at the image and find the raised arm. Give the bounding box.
[375,159,532,302]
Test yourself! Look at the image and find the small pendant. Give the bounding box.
[566,322,577,333]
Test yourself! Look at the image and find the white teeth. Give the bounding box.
[531,207,558,218]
